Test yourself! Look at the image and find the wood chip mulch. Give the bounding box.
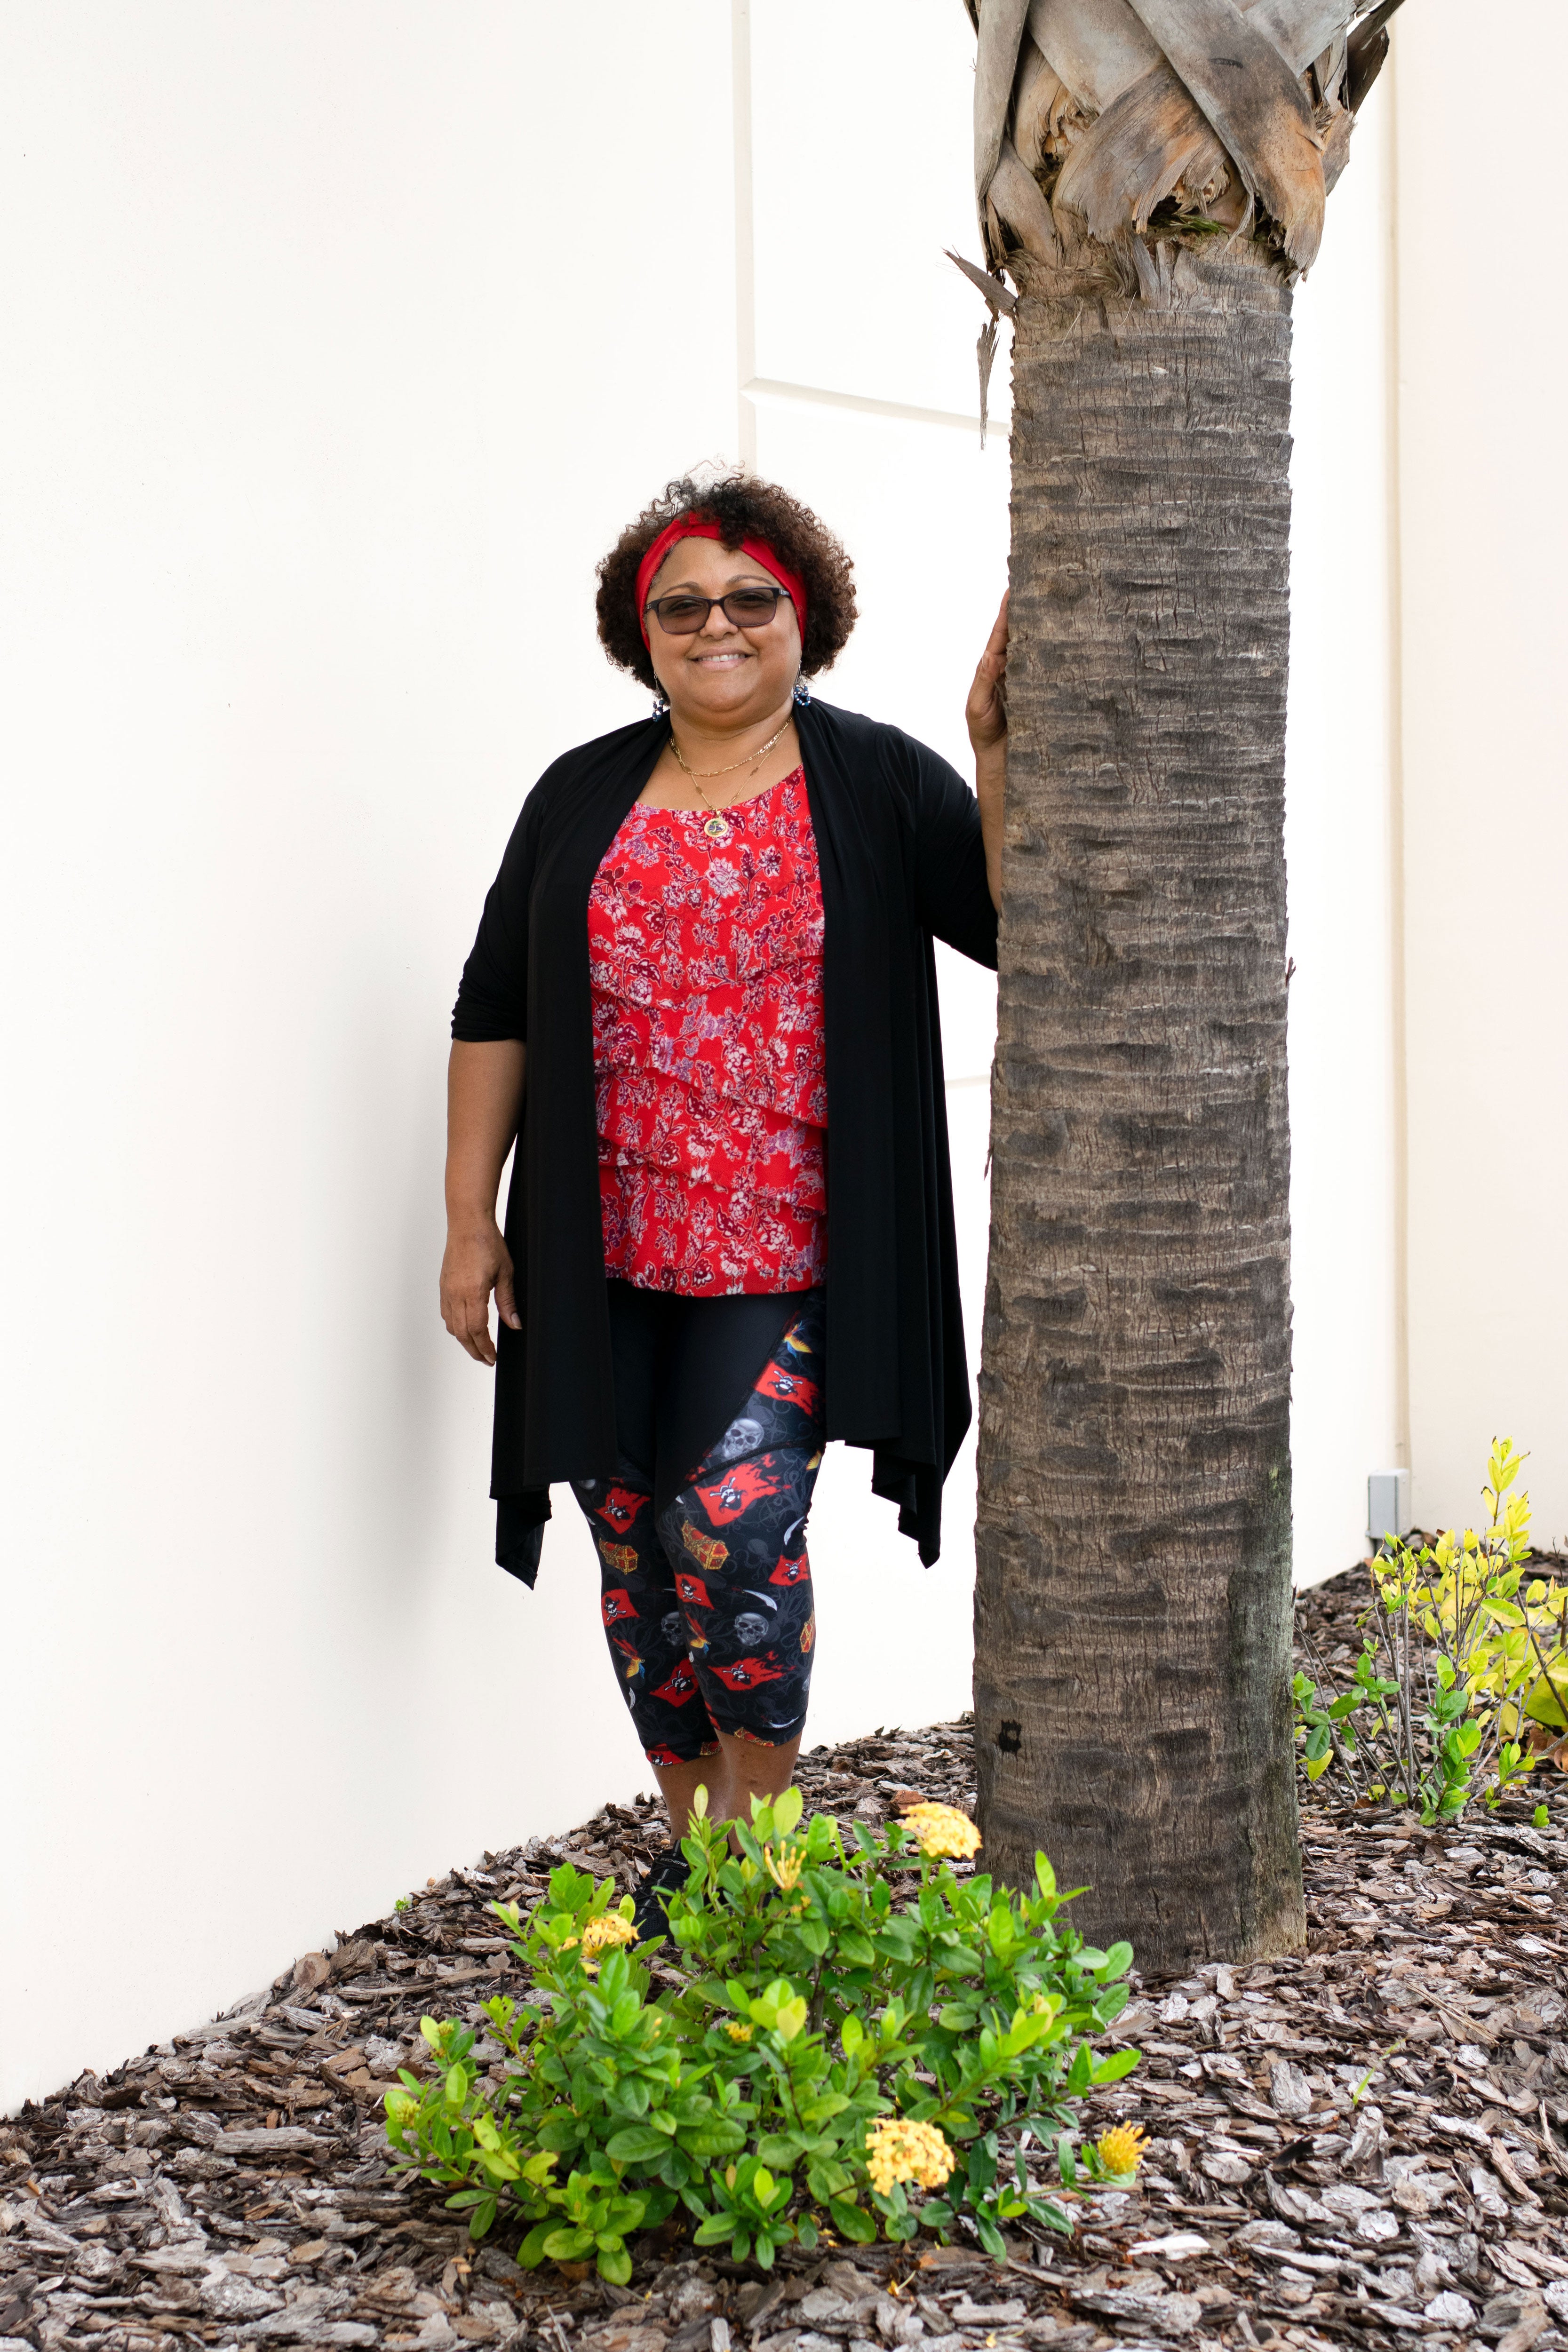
[5,1566,1567,2352]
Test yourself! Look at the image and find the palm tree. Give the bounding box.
[965,0,1400,1972]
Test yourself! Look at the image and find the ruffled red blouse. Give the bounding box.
[587,765,827,1296]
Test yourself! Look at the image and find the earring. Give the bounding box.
[652,689,670,716]
[792,676,812,708]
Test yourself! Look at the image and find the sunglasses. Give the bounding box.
[645,586,792,635]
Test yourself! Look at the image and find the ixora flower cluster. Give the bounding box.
[385,1790,1141,2279]
[900,1802,984,1860]
[864,2116,956,2196]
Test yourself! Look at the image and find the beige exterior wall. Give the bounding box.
[1394,2,1568,1548]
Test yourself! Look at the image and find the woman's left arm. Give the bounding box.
[966,590,1008,915]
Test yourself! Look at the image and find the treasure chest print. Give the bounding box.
[597,1541,641,1580]
[681,1524,729,1575]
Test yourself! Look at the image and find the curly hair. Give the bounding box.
[595,470,857,693]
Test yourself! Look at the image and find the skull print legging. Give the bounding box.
[571,1287,826,1765]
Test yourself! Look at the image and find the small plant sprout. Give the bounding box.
[1293,1439,1568,1822]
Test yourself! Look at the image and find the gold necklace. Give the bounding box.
[668,715,792,842]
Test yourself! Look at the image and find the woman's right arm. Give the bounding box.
[440,1039,527,1365]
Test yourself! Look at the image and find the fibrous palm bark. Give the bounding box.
[966,0,1398,1972]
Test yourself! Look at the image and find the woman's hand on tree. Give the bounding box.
[966,590,1009,755]
[440,1219,519,1366]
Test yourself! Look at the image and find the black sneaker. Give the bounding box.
[633,1850,690,1947]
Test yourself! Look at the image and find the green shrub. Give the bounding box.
[384,1790,1140,2278]
[1294,1438,1568,1823]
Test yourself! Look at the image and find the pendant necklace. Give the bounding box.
[668,714,792,843]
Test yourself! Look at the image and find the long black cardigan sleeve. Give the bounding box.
[451,697,998,1581]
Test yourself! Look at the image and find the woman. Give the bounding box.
[442,471,1007,1920]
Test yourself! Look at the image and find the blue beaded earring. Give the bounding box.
[652,689,670,716]
[792,675,812,708]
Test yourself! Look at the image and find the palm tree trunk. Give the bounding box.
[974,236,1304,1973]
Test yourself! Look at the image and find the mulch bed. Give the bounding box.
[5,1567,1567,2352]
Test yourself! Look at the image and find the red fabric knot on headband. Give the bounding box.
[636,517,808,656]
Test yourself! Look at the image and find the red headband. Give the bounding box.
[636,517,808,654]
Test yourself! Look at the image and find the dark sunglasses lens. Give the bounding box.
[723,590,780,624]
[653,596,710,634]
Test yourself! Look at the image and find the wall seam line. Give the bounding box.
[743,374,985,434]
[732,0,757,469]
[1385,52,1411,1490]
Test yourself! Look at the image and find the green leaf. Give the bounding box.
[773,1786,804,1836]
[975,2214,1006,2262]
[606,2126,670,2164]
[541,2226,595,2261]
[828,2196,877,2244]
[596,2241,632,2287]
[1090,2047,1140,2084]
[678,2121,748,2159]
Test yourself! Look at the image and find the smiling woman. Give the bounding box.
[441,469,1006,1934]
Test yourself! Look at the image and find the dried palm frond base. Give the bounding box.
[5,1575,1567,2352]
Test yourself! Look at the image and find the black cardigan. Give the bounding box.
[451,697,998,1578]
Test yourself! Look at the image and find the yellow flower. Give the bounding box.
[764,1844,805,1893]
[724,2021,753,2043]
[579,1913,637,1959]
[1095,2122,1146,2180]
[864,2117,955,2196]
[900,1803,982,1860]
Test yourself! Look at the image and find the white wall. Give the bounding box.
[1284,85,1403,1584]
[1395,0,1568,1550]
[1,1,1410,2111]
[0,0,1003,2114]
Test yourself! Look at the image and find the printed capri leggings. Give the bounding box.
[571,1283,826,1765]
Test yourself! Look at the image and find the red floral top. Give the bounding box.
[587,766,827,1295]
